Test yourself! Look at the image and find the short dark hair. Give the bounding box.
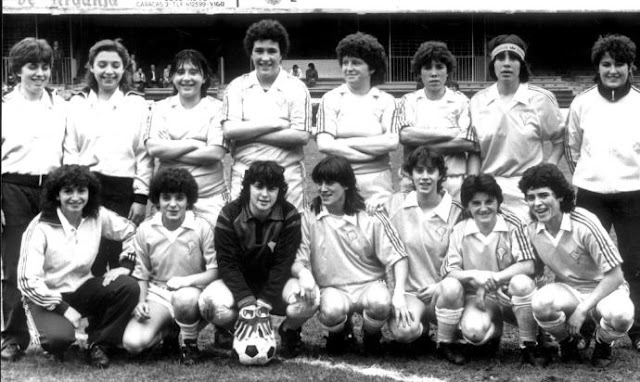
[310,155,365,216]
[487,34,531,83]
[41,165,101,218]
[591,34,637,82]
[336,32,387,86]
[9,37,53,77]
[411,41,456,77]
[85,39,133,94]
[238,161,288,206]
[518,163,575,214]
[243,19,290,57]
[460,174,503,209]
[402,146,447,193]
[149,168,199,209]
[168,49,213,98]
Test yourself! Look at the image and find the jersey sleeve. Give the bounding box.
[395,95,415,131]
[381,93,399,134]
[532,89,565,144]
[132,99,154,198]
[564,101,583,173]
[98,207,137,258]
[316,93,338,137]
[199,220,218,270]
[371,210,408,271]
[441,222,465,276]
[293,210,313,271]
[207,99,229,151]
[131,226,152,281]
[289,82,312,133]
[18,220,65,311]
[221,78,243,124]
[578,211,623,273]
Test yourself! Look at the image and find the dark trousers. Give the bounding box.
[1,180,42,350]
[91,174,134,277]
[26,276,139,354]
[577,188,640,338]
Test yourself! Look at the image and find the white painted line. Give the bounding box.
[290,357,446,382]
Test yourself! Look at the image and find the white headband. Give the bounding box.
[490,43,526,61]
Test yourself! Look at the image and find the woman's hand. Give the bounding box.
[128,202,146,226]
[166,276,188,291]
[133,301,150,321]
[298,273,318,304]
[102,267,130,286]
[392,291,414,328]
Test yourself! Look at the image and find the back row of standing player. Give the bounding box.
[2,19,638,362]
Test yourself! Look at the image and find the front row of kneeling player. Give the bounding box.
[17,149,634,368]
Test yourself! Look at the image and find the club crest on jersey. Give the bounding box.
[187,241,197,254]
[346,230,358,242]
[436,227,447,240]
[267,241,277,251]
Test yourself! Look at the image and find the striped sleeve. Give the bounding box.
[372,210,408,270]
[441,222,465,276]
[394,95,413,130]
[564,100,584,174]
[221,76,244,124]
[572,209,622,272]
[315,94,337,137]
[18,219,63,310]
[502,212,536,262]
[289,80,312,133]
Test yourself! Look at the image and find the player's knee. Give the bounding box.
[172,288,201,321]
[531,286,558,320]
[604,307,635,333]
[362,286,391,319]
[438,278,465,306]
[390,320,423,343]
[319,300,349,327]
[508,274,535,297]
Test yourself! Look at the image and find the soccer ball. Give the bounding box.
[233,306,277,365]
[234,331,276,365]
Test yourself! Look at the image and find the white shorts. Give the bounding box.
[322,279,387,306]
[147,284,175,318]
[356,170,393,206]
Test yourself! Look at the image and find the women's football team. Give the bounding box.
[2,18,638,370]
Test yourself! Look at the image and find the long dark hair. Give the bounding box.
[237,161,288,206]
[310,155,365,216]
[168,49,213,98]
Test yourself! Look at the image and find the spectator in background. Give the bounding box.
[130,53,138,73]
[316,32,398,207]
[2,37,67,362]
[52,40,64,84]
[469,34,564,221]
[222,19,312,212]
[565,34,640,352]
[146,64,161,88]
[163,64,172,88]
[305,63,318,87]
[291,64,302,78]
[133,67,146,92]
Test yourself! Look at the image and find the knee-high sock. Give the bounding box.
[435,307,463,344]
[176,319,200,344]
[362,310,386,334]
[512,292,537,345]
[535,310,569,343]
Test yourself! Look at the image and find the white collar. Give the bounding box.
[315,206,358,226]
[402,190,453,221]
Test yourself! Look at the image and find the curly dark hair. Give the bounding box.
[41,165,102,218]
[310,155,365,216]
[336,32,387,86]
[402,146,448,193]
[460,174,504,209]
[168,49,213,98]
[149,168,199,209]
[591,34,636,83]
[518,163,575,214]
[487,34,531,83]
[237,161,288,206]
[85,39,133,94]
[411,41,456,77]
[9,37,53,77]
[243,19,290,58]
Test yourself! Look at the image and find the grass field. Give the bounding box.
[3,138,639,381]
